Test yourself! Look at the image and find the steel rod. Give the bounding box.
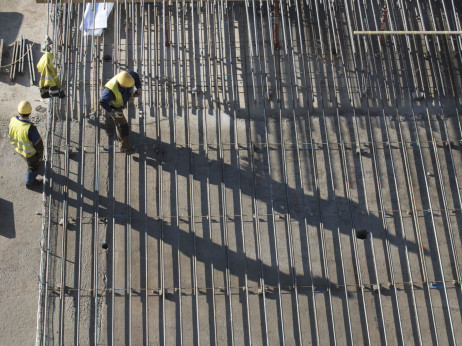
[35,2,56,342]
[354,30,462,35]
[185,2,202,342]
[207,3,220,343]
[256,6,286,343]
[229,7,252,342]
[75,3,86,344]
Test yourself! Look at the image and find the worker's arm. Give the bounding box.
[128,70,142,90]
[100,88,116,113]
[28,125,44,159]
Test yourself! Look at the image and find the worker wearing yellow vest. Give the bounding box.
[100,70,142,154]
[8,101,44,189]
[36,36,66,99]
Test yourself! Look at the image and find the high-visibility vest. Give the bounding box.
[104,73,125,109]
[37,52,62,89]
[8,117,37,158]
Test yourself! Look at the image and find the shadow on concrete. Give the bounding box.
[0,12,23,46]
[0,198,16,239]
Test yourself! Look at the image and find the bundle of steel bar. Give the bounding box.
[9,37,34,82]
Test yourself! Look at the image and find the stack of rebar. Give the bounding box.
[9,36,35,83]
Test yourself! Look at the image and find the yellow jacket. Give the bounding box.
[37,52,62,89]
[104,74,124,108]
[9,117,37,158]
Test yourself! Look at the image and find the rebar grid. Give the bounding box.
[35,0,462,345]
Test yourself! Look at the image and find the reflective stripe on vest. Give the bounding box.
[37,52,59,88]
[8,117,37,158]
[104,73,124,109]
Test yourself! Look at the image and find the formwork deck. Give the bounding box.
[36,1,462,345]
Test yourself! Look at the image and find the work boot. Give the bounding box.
[26,178,43,190]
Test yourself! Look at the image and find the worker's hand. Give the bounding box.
[134,89,142,97]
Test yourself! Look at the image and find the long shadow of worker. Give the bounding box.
[0,198,16,239]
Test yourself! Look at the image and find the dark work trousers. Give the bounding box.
[105,108,130,150]
[25,153,43,185]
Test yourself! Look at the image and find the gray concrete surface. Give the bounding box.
[0,1,47,345]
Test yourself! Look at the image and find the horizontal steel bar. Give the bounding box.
[354,30,462,35]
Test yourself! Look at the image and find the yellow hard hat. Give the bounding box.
[117,71,135,88]
[17,101,32,115]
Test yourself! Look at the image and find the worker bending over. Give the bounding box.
[100,70,142,154]
[37,36,65,99]
[8,101,44,189]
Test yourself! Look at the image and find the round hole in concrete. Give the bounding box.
[103,55,112,62]
[356,230,368,240]
[102,242,109,250]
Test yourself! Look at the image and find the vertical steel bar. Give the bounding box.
[75,3,86,343]
[140,3,150,344]
[273,19,303,342]
[389,2,457,342]
[255,7,286,343]
[94,36,102,346]
[111,3,119,343]
[182,1,201,342]
[249,142,270,345]
[218,2,235,343]
[204,3,219,343]
[35,2,56,342]
[58,3,71,344]
[155,3,166,341]
[229,7,252,342]
[340,3,390,343]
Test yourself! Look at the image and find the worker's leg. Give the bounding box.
[112,108,130,149]
[25,154,43,187]
[105,111,116,137]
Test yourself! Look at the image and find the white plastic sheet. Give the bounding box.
[80,3,114,36]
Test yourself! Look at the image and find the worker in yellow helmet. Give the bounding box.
[8,101,44,189]
[100,70,142,154]
[36,36,65,99]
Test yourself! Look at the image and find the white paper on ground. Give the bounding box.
[80,3,114,36]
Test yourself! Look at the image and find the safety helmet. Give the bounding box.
[17,101,32,116]
[117,71,135,88]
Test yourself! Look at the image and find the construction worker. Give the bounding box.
[100,70,142,154]
[37,36,65,99]
[8,101,44,189]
